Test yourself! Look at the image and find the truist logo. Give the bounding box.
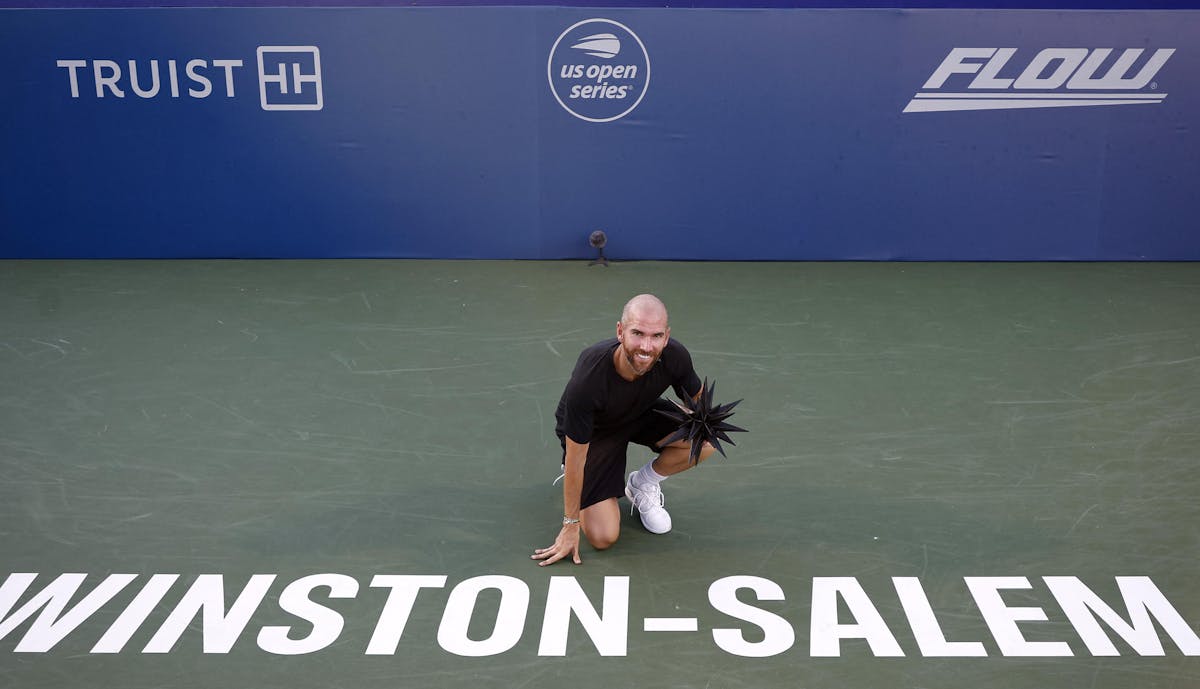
[55,46,323,111]
[904,47,1175,113]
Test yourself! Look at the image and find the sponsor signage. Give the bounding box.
[547,18,650,123]
[55,46,324,110]
[905,47,1175,112]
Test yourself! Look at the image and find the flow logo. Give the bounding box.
[55,45,324,112]
[904,47,1175,113]
[548,19,650,123]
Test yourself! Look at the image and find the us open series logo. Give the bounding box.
[56,46,323,111]
[548,19,650,123]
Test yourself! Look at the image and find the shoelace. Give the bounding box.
[629,479,665,514]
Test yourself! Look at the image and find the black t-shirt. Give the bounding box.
[555,338,702,445]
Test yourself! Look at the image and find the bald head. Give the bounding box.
[621,294,668,327]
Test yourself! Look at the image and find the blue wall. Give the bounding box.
[2,7,1197,259]
[5,2,1200,8]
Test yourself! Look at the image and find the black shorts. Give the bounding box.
[559,398,681,510]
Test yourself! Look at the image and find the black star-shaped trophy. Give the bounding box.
[655,378,747,465]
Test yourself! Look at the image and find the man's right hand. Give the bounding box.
[531,524,582,566]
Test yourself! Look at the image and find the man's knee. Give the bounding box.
[588,533,618,550]
[584,524,620,550]
[661,438,717,462]
[581,497,621,550]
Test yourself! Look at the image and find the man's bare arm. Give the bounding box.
[531,437,587,566]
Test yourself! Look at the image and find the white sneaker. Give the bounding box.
[625,471,672,534]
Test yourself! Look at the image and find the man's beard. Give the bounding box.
[623,344,658,375]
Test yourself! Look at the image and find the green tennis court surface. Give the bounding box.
[2,260,1198,688]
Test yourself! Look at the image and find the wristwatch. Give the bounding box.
[562,516,581,525]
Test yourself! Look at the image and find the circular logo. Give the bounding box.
[547,19,650,123]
